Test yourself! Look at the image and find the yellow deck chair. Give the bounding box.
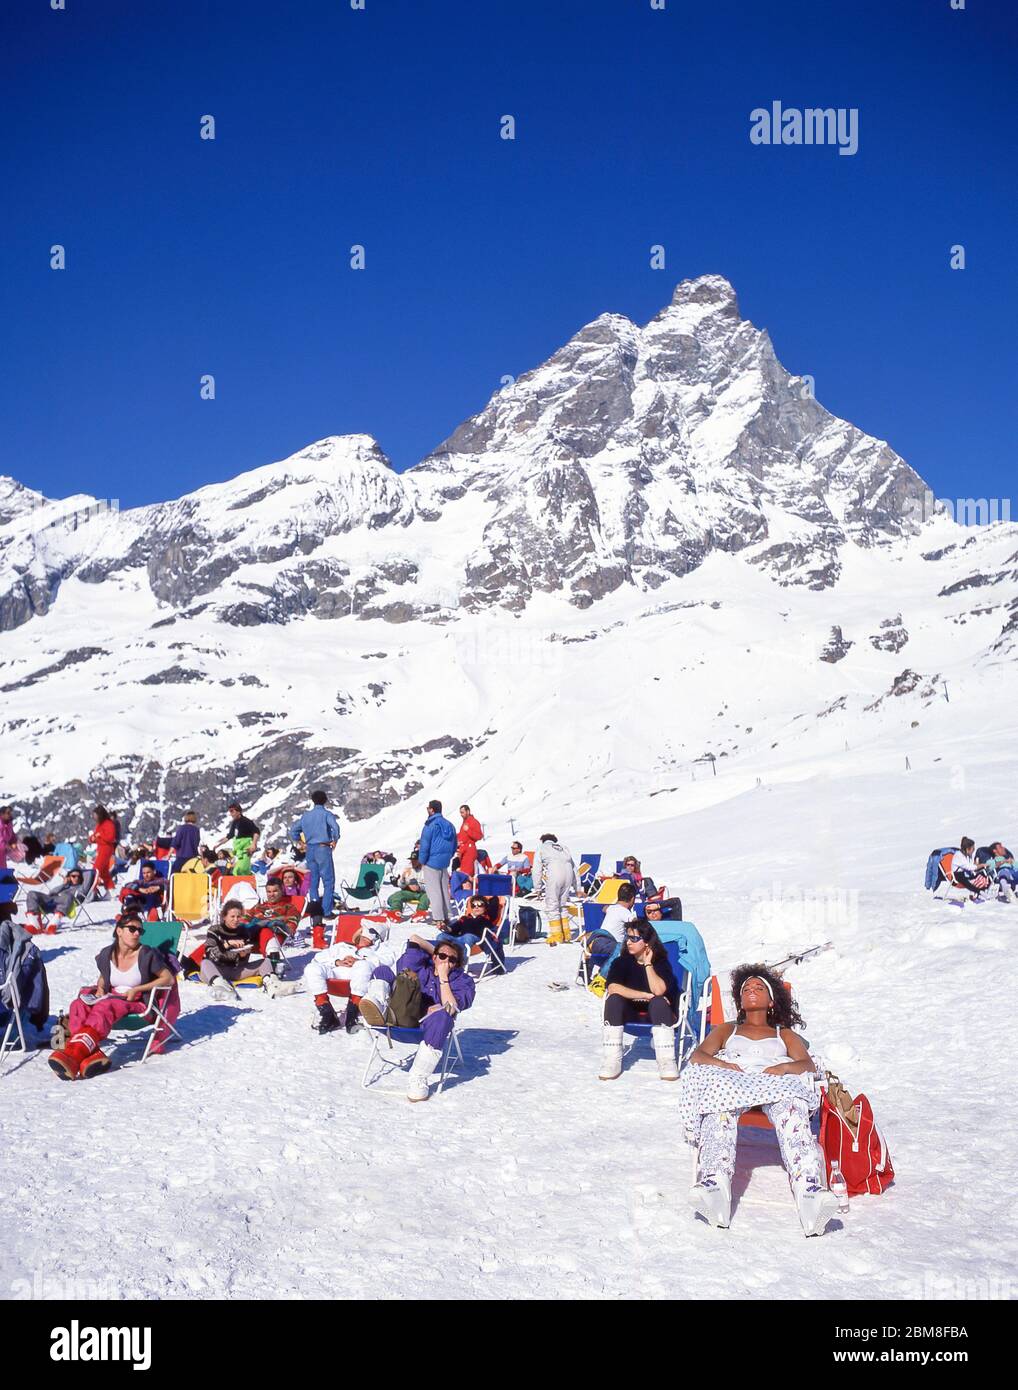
[589,877,624,905]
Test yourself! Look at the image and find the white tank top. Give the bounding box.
[109,957,143,992]
[718,1025,790,1073]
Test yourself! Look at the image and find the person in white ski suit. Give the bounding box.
[303,923,398,1031]
[535,833,579,945]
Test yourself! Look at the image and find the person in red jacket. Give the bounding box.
[89,805,118,891]
[457,804,484,879]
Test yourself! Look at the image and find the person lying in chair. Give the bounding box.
[680,965,836,1237]
[303,922,399,1034]
[201,900,279,999]
[358,938,476,1102]
[244,877,301,946]
[49,912,176,1080]
[433,895,496,959]
[23,866,90,934]
[119,862,166,918]
[598,921,680,1083]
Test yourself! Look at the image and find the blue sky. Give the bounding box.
[1,0,1015,508]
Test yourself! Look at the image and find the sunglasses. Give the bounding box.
[626,929,649,942]
[120,924,143,934]
[434,951,459,963]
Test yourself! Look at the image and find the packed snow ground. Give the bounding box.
[3,763,1017,1301]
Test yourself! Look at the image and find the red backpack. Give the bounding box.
[819,1075,894,1196]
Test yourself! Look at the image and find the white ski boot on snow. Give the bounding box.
[792,1177,841,1237]
[652,1025,679,1080]
[598,1024,624,1080]
[688,1176,731,1229]
[406,1042,443,1102]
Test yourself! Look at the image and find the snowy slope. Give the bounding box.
[2,759,1015,1301]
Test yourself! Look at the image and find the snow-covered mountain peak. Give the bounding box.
[669,272,741,318]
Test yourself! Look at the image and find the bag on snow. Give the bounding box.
[514,905,539,945]
[386,969,426,1028]
[820,1072,894,1196]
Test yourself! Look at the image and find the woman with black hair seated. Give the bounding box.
[49,912,176,1080]
[598,921,680,1082]
[680,964,837,1236]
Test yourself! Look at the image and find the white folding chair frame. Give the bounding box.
[115,985,184,1064]
[360,1024,463,1096]
[0,967,28,1075]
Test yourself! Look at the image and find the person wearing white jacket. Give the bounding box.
[302,923,398,1033]
[535,833,580,945]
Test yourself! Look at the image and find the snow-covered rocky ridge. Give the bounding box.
[1,275,1016,841]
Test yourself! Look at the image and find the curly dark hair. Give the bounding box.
[730,963,804,1030]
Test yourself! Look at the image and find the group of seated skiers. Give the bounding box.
[940,837,1016,901]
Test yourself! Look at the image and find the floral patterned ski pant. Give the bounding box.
[696,1098,823,1186]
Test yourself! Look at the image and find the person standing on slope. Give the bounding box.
[215,802,260,877]
[535,832,580,945]
[456,804,484,879]
[290,790,340,920]
[89,805,119,892]
[418,799,457,927]
[169,810,201,878]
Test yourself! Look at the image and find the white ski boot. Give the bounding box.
[263,975,301,999]
[598,1024,624,1080]
[792,1177,841,1236]
[652,1025,679,1080]
[688,1176,731,1229]
[210,976,238,1001]
[406,1042,443,1102]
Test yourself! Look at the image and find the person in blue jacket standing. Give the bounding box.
[290,790,340,919]
[418,798,457,926]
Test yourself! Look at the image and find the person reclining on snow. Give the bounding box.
[23,866,91,933]
[680,965,837,1237]
[49,912,177,1080]
[357,937,476,1102]
[951,837,991,899]
[303,921,399,1034]
[119,862,166,918]
[976,841,1017,901]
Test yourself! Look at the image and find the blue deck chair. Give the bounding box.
[578,902,614,986]
[53,842,80,871]
[603,938,697,1072]
[361,1021,463,1096]
[474,873,515,964]
[578,853,601,892]
[0,871,17,907]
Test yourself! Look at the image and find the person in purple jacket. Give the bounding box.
[169,811,202,878]
[357,937,475,1102]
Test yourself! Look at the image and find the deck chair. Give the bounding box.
[14,855,65,903]
[0,952,28,1075]
[474,873,517,960]
[578,853,601,892]
[589,877,624,905]
[216,874,259,914]
[168,873,212,953]
[53,841,80,871]
[609,941,694,1072]
[0,872,18,907]
[64,866,109,927]
[340,863,384,910]
[108,921,184,1063]
[578,902,614,986]
[361,1019,463,1096]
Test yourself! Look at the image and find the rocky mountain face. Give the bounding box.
[1,276,1015,844]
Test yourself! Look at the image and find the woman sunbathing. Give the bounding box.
[680,964,838,1236]
[49,912,176,1080]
